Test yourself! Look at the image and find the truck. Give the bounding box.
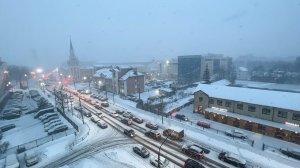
[163,129,184,141]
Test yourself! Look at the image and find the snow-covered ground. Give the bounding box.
[85,86,300,168]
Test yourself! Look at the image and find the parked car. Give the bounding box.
[40,113,58,122]
[280,149,300,160]
[133,145,150,158]
[24,151,39,167]
[44,119,61,128]
[133,117,143,124]
[2,112,21,120]
[123,112,133,118]
[183,159,205,168]
[34,107,54,118]
[94,104,102,110]
[124,129,135,137]
[110,112,119,118]
[182,144,205,159]
[121,118,132,125]
[82,111,92,117]
[101,102,109,107]
[45,122,63,132]
[175,114,188,121]
[116,110,125,115]
[43,116,59,124]
[0,124,16,132]
[95,112,103,118]
[48,125,68,135]
[150,155,169,168]
[97,121,108,129]
[90,117,100,123]
[145,122,158,130]
[145,130,161,140]
[100,97,108,101]
[196,121,211,128]
[218,152,246,168]
[5,154,19,168]
[225,129,248,139]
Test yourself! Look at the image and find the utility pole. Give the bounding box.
[79,97,84,124]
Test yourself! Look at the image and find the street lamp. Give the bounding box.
[157,130,174,168]
[36,68,43,74]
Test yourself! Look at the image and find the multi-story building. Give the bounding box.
[194,84,300,144]
[237,67,250,80]
[160,59,178,80]
[93,66,145,96]
[67,40,81,82]
[200,54,232,80]
[178,55,202,85]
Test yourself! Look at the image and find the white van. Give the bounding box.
[24,151,39,167]
[5,154,19,168]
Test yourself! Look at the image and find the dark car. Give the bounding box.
[133,145,150,158]
[94,104,102,110]
[183,159,205,168]
[175,114,188,121]
[133,117,144,124]
[182,144,205,159]
[116,110,125,115]
[83,111,92,117]
[145,130,161,140]
[100,97,108,101]
[280,149,300,160]
[48,125,68,135]
[145,122,158,130]
[101,102,109,107]
[121,118,132,125]
[196,121,211,128]
[123,112,133,118]
[124,129,135,137]
[218,152,246,168]
[0,124,16,132]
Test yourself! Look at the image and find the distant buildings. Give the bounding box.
[160,59,178,80]
[178,55,202,85]
[237,67,250,80]
[200,54,232,81]
[194,84,300,144]
[177,54,233,85]
[93,66,145,96]
[0,57,8,96]
[67,40,80,82]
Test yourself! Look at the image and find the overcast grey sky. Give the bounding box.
[0,0,300,69]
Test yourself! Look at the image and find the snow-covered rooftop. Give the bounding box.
[211,79,230,86]
[194,84,300,111]
[239,67,248,72]
[119,70,143,80]
[93,68,112,79]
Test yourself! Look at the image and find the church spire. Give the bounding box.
[70,38,75,59]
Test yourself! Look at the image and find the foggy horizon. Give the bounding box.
[1,0,300,69]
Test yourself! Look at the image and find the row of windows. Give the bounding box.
[206,97,300,121]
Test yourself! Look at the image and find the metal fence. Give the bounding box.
[0,128,75,159]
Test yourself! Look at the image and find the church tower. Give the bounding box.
[67,39,80,82]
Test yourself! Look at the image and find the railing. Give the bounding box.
[0,129,75,159]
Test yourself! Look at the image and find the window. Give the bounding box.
[199,97,203,102]
[225,101,231,107]
[217,100,222,106]
[257,124,266,131]
[237,104,243,110]
[262,108,271,115]
[278,111,287,118]
[292,114,300,121]
[248,106,256,112]
[209,99,214,104]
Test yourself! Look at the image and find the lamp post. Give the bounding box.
[157,130,174,168]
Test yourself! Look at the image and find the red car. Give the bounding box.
[197,121,210,128]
